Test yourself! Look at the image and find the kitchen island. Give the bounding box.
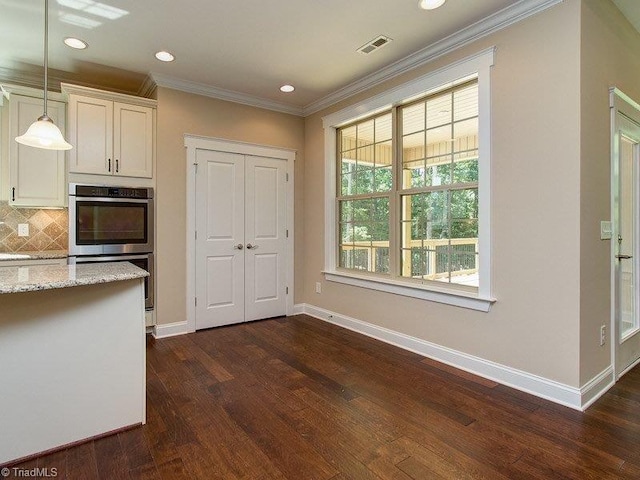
[0,262,148,466]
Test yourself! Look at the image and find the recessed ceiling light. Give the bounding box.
[418,0,446,10]
[63,37,88,49]
[280,84,295,93]
[155,50,175,62]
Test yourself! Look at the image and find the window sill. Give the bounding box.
[323,270,495,312]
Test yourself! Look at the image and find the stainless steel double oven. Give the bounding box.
[68,184,154,310]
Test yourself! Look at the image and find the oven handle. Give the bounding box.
[71,196,151,204]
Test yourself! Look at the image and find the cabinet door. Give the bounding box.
[113,102,153,178]
[9,95,66,207]
[68,95,113,175]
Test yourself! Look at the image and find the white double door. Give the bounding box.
[195,150,287,330]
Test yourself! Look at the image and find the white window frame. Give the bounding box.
[322,48,495,312]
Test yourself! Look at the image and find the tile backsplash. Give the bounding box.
[0,202,68,253]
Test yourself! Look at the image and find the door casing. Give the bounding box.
[185,135,296,333]
[610,88,640,379]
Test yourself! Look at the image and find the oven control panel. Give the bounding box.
[71,185,153,199]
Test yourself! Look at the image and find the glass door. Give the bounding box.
[614,110,640,376]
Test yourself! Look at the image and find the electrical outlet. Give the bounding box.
[600,325,606,346]
[17,224,29,237]
[315,282,322,294]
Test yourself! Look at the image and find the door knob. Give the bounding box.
[615,254,632,260]
[246,243,258,249]
[234,244,244,250]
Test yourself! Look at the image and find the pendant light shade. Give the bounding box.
[16,115,72,150]
[15,0,72,151]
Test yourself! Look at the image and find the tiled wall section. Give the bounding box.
[0,202,68,252]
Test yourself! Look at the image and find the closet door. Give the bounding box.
[194,151,287,330]
[195,150,245,329]
[245,155,287,321]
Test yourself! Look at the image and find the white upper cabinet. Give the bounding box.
[8,94,67,208]
[113,102,154,178]
[68,96,113,175]
[64,84,155,179]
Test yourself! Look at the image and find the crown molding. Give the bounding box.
[150,72,304,117]
[0,66,62,93]
[0,82,66,102]
[302,0,562,116]
[61,82,157,107]
[137,74,157,99]
[0,65,152,99]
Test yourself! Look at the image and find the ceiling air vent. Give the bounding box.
[357,35,392,55]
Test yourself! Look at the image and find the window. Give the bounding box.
[324,49,494,311]
[399,81,479,287]
[338,112,392,274]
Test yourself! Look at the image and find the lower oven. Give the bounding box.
[68,253,154,310]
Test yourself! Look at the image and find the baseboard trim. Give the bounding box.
[0,423,141,468]
[579,366,615,411]
[294,303,614,411]
[617,355,640,379]
[153,321,189,339]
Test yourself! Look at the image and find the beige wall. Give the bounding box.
[579,0,640,384]
[304,0,583,386]
[152,0,640,390]
[155,88,305,327]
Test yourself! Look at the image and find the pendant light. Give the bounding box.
[15,0,72,150]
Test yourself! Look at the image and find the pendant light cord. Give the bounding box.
[14,0,72,150]
[43,0,48,118]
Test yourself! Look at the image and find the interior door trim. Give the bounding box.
[184,134,296,333]
[610,88,640,379]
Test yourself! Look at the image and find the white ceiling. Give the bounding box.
[0,0,638,115]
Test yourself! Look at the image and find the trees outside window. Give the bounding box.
[337,80,479,287]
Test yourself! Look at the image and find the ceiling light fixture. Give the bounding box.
[155,50,175,62]
[15,0,72,151]
[64,37,88,49]
[418,0,446,10]
[280,84,295,93]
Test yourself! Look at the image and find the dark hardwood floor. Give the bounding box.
[8,314,640,479]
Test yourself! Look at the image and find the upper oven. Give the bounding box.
[69,183,154,256]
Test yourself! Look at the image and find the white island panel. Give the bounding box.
[0,272,145,465]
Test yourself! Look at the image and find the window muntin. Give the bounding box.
[336,81,479,289]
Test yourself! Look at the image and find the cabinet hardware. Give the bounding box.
[11,187,15,202]
[615,254,633,260]
[246,243,258,250]
[234,244,244,250]
[108,158,111,172]
[116,159,119,173]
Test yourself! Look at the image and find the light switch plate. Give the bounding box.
[17,223,29,237]
[600,221,612,240]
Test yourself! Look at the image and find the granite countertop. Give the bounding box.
[0,250,68,261]
[0,262,149,294]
